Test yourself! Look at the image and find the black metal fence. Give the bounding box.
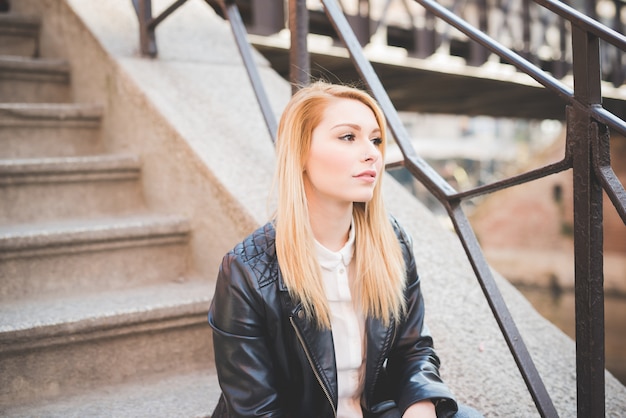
[131,0,626,416]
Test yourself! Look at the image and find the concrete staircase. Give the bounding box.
[0,11,218,417]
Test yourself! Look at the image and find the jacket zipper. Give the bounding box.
[289,316,337,418]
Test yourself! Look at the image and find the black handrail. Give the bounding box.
[535,0,626,50]
[407,0,626,214]
[319,0,559,415]
[218,0,277,140]
[131,0,626,416]
[130,0,278,138]
[310,1,624,417]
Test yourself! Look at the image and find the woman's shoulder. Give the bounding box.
[389,214,413,249]
[231,221,276,259]
[223,221,280,287]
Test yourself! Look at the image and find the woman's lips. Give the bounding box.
[354,170,377,183]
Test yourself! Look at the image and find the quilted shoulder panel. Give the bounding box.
[233,222,280,288]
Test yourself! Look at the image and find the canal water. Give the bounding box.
[517,285,626,386]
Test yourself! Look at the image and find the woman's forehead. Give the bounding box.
[319,98,378,126]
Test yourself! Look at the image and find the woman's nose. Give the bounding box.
[362,141,380,163]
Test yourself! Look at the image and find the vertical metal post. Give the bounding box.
[555,15,568,79]
[417,10,436,58]
[469,0,489,65]
[348,0,371,46]
[610,0,624,86]
[251,0,285,36]
[138,0,157,57]
[584,0,597,19]
[521,0,532,62]
[289,0,310,93]
[570,25,605,418]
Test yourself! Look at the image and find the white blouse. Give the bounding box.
[315,224,365,418]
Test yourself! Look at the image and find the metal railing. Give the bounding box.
[201,0,625,88]
[132,0,626,89]
[131,0,626,416]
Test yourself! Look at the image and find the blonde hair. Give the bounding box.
[274,81,407,328]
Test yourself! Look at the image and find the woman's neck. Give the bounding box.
[308,201,353,252]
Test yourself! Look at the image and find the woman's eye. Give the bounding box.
[339,133,355,141]
[371,137,382,146]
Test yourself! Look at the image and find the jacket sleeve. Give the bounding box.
[386,221,459,417]
[208,251,285,418]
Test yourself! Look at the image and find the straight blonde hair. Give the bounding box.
[274,81,406,328]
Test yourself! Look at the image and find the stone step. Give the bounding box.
[1,369,221,418]
[0,215,192,302]
[0,102,103,158]
[0,14,40,57]
[0,280,216,408]
[0,154,145,225]
[0,55,72,102]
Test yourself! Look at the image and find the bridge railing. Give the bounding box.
[131,0,626,417]
[131,0,625,98]
[132,0,625,88]
[203,0,625,88]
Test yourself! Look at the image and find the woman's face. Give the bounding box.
[303,97,383,210]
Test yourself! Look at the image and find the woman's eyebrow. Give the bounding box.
[331,123,381,134]
[331,123,361,130]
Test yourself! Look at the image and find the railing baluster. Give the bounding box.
[221,0,277,140]
[447,204,560,418]
[289,0,310,92]
[137,0,157,57]
[570,24,606,418]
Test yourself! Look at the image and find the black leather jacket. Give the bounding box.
[208,219,458,418]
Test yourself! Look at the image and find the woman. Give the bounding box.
[208,82,482,418]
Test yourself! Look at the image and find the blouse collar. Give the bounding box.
[315,219,355,271]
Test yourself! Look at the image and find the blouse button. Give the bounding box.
[297,310,304,319]
[339,268,345,275]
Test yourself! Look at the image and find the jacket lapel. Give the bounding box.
[363,316,394,409]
